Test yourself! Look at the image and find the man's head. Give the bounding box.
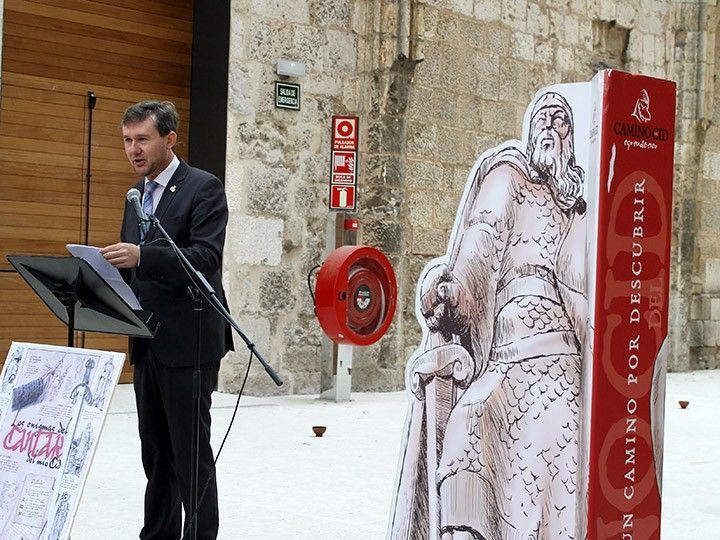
[527,92,585,213]
[121,101,178,179]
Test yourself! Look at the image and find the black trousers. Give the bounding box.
[134,350,219,540]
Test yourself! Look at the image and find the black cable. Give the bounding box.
[307,264,321,304]
[214,350,253,464]
[180,349,253,540]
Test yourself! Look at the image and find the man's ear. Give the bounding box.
[166,131,177,149]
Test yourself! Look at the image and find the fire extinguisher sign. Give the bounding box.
[329,115,358,211]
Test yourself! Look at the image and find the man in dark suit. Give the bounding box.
[101,100,233,540]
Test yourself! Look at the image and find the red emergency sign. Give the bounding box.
[332,117,358,151]
[329,185,356,211]
[329,115,360,212]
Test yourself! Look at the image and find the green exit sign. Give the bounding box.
[275,82,300,110]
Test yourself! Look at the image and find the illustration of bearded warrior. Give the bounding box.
[390,92,588,540]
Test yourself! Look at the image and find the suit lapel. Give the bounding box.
[145,160,189,243]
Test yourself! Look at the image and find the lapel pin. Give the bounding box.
[169,185,177,193]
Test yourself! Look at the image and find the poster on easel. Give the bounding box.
[0,342,124,540]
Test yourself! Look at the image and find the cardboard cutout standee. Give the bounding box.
[388,70,676,540]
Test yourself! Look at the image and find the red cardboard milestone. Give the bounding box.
[584,71,676,539]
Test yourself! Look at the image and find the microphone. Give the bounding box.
[126,188,148,223]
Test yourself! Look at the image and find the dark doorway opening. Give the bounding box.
[189,0,231,182]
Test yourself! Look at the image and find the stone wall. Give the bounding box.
[220,0,361,394]
[683,1,720,370]
[219,0,720,395]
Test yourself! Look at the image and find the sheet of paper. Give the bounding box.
[65,244,141,310]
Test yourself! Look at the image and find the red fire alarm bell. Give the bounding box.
[314,246,397,346]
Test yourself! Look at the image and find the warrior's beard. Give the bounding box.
[529,146,584,213]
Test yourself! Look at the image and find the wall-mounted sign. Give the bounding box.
[330,185,356,210]
[275,81,300,110]
[329,115,359,211]
[331,151,356,183]
[332,117,359,151]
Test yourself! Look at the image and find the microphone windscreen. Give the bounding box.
[126,188,141,202]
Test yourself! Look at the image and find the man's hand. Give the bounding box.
[101,242,140,268]
[419,264,468,336]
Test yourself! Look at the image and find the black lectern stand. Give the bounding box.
[7,255,158,346]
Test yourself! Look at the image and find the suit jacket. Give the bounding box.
[120,159,234,367]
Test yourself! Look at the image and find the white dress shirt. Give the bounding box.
[144,154,180,214]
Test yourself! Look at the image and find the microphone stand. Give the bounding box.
[144,214,283,540]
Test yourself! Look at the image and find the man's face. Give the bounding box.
[122,117,176,179]
[529,104,571,176]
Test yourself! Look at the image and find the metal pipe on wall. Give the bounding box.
[397,0,411,59]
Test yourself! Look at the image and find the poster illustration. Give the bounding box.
[388,71,675,539]
[0,342,124,540]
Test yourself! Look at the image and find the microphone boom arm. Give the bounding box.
[146,214,283,387]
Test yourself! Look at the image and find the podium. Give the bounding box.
[7,255,158,347]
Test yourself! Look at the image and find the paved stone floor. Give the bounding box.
[71,370,719,539]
